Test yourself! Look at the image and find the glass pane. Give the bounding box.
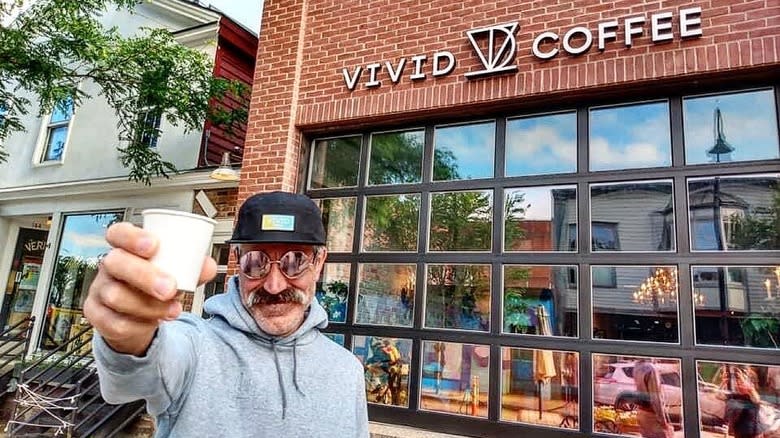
[211,244,230,265]
[504,185,577,252]
[592,266,680,343]
[693,266,780,349]
[323,333,345,347]
[684,89,780,165]
[506,112,577,176]
[42,212,123,351]
[43,126,68,161]
[315,263,350,323]
[353,336,412,407]
[433,121,495,181]
[688,174,780,251]
[500,348,579,430]
[429,190,493,252]
[589,101,671,171]
[420,340,490,418]
[201,272,226,318]
[138,110,162,148]
[356,264,415,327]
[2,228,48,331]
[367,129,424,185]
[503,265,577,337]
[593,354,683,436]
[310,136,361,189]
[50,98,73,124]
[425,264,490,332]
[362,194,420,252]
[696,360,780,436]
[315,197,356,253]
[590,180,676,252]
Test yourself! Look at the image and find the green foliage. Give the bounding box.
[740,315,779,348]
[0,0,249,184]
[729,184,780,250]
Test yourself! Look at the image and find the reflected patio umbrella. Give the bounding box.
[533,305,557,419]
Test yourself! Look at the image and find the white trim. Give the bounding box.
[31,101,76,166]
[27,212,62,356]
[149,0,221,24]
[0,223,21,313]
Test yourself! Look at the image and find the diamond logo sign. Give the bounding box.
[465,22,519,78]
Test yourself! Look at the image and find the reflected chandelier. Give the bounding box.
[633,267,679,306]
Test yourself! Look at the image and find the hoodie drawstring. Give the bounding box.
[270,339,306,419]
[292,338,303,395]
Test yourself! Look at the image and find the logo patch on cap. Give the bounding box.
[261,214,295,231]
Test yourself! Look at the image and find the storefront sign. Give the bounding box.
[342,6,702,91]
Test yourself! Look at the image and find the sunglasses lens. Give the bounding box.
[280,251,309,278]
[239,250,312,279]
[240,251,270,278]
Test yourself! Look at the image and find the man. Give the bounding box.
[633,359,674,438]
[85,191,369,437]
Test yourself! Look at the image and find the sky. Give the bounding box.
[203,0,263,34]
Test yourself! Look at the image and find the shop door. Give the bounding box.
[1,228,49,332]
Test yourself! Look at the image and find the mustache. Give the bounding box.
[245,287,307,307]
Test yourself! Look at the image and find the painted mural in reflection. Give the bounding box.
[500,348,579,430]
[419,340,489,418]
[592,354,683,437]
[353,336,412,407]
[315,263,350,323]
[356,263,415,327]
[696,360,780,437]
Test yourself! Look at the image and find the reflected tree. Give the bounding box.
[730,183,780,250]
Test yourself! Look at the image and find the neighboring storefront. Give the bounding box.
[245,1,779,437]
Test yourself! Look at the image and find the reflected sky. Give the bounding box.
[683,89,779,164]
[59,213,122,261]
[589,101,671,171]
[433,122,495,180]
[506,112,577,176]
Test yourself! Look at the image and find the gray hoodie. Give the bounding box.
[93,276,369,438]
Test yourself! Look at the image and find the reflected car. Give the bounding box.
[594,362,682,411]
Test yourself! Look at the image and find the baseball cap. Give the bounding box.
[227,191,326,245]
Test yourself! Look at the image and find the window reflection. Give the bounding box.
[688,174,780,251]
[315,263,350,323]
[500,348,579,430]
[420,341,489,418]
[589,101,672,172]
[310,136,362,189]
[592,266,679,343]
[504,186,577,252]
[433,121,495,181]
[506,112,577,176]
[593,354,683,436]
[684,89,779,165]
[323,333,346,347]
[693,266,780,349]
[353,336,412,407]
[368,129,424,185]
[429,190,493,252]
[696,360,780,436]
[425,264,490,332]
[590,180,676,252]
[315,197,356,253]
[356,264,415,327]
[362,194,420,252]
[502,265,577,337]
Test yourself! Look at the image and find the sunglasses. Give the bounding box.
[238,250,315,279]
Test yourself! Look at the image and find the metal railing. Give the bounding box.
[0,317,35,392]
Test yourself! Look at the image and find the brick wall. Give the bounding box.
[242,0,779,195]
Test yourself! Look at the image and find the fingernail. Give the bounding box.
[154,276,175,299]
[166,302,182,320]
[137,237,154,255]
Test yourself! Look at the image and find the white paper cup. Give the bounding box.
[142,209,217,293]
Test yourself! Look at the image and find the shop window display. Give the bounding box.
[419,340,489,418]
[502,265,577,337]
[367,129,424,185]
[353,336,412,407]
[315,263,350,323]
[500,348,579,430]
[356,263,415,327]
[425,264,490,332]
[503,185,577,252]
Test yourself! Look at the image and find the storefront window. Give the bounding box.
[356,264,415,327]
[506,112,577,176]
[592,266,680,343]
[696,360,780,437]
[429,190,493,252]
[593,354,683,436]
[500,348,579,430]
[315,197,356,253]
[42,211,123,350]
[323,333,345,347]
[353,335,412,407]
[684,89,779,165]
[425,264,490,332]
[420,340,489,418]
[368,129,424,185]
[504,185,577,252]
[316,263,350,323]
[362,194,420,252]
[433,121,495,181]
[688,174,780,251]
[309,135,362,189]
[589,101,671,172]
[590,180,676,252]
[502,265,577,337]
[693,265,780,349]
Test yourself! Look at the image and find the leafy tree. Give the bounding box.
[729,183,780,250]
[0,0,248,184]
